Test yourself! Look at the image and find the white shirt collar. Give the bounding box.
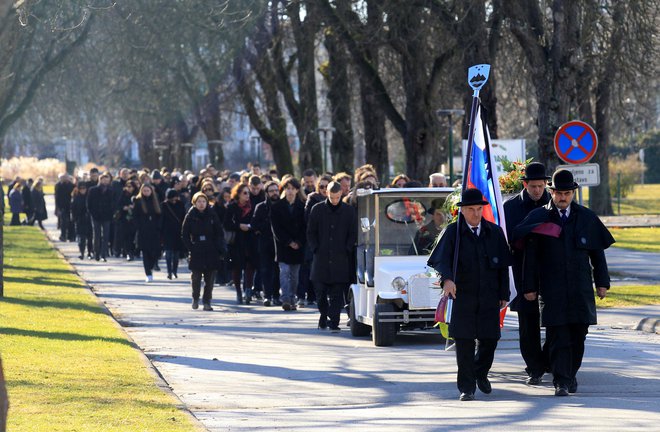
[469,222,481,236]
[558,206,570,218]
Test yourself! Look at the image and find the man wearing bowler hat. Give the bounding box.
[428,188,511,401]
[504,162,551,385]
[514,169,614,396]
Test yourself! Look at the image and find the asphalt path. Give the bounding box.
[41,198,660,431]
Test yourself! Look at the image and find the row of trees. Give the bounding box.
[1,1,658,214]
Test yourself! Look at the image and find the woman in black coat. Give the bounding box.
[181,192,225,311]
[133,184,162,283]
[70,183,93,259]
[30,178,48,229]
[223,183,257,304]
[161,188,185,279]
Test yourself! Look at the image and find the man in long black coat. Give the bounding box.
[428,188,511,401]
[252,181,281,306]
[503,162,551,385]
[515,169,614,397]
[307,181,357,331]
[55,174,75,241]
[86,173,114,261]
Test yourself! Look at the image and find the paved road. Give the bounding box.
[42,199,660,431]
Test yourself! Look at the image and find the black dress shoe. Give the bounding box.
[459,392,475,401]
[318,316,327,329]
[526,375,543,386]
[569,378,578,394]
[555,385,569,396]
[477,377,492,394]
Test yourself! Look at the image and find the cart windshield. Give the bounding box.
[377,195,449,256]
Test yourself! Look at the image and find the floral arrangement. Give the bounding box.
[497,157,533,194]
[441,187,462,224]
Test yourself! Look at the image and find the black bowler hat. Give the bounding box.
[549,169,579,191]
[457,188,489,207]
[521,162,551,181]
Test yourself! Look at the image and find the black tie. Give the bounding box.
[472,227,479,237]
[560,209,568,224]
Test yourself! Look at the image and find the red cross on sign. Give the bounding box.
[554,120,598,164]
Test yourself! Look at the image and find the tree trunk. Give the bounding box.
[198,88,225,168]
[323,27,354,174]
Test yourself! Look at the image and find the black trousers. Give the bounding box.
[59,210,71,240]
[92,219,111,259]
[454,338,498,394]
[546,324,589,387]
[78,232,93,257]
[142,249,159,276]
[192,270,216,304]
[313,282,344,327]
[517,310,548,377]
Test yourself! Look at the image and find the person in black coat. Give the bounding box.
[224,183,257,304]
[86,173,114,261]
[30,178,48,230]
[115,181,138,261]
[55,174,75,241]
[161,189,185,279]
[22,178,33,224]
[271,177,306,311]
[71,183,93,259]
[515,169,614,397]
[503,162,551,385]
[428,188,511,401]
[298,175,332,306]
[307,181,357,331]
[132,184,163,282]
[252,180,281,306]
[181,192,225,311]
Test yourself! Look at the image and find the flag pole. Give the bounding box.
[451,64,491,278]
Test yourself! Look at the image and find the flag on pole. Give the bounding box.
[464,105,516,326]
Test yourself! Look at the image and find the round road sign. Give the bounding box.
[554,120,598,164]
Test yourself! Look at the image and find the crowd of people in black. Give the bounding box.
[7,163,446,325]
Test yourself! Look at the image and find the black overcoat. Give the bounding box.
[86,185,114,222]
[307,200,357,284]
[427,218,511,340]
[182,206,224,271]
[161,200,185,251]
[252,199,276,258]
[31,189,47,221]
[515,202,614,327]
[223,202,257,268]
[503,189,550,312]
[132,196,162,255]
[55,181,74,212]
[271,198,306,265]
[70,194,91,236]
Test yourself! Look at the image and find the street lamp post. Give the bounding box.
[436,109,465,186]
[317,127,335,173]
[250,135,262,166]
[153,144,167,168]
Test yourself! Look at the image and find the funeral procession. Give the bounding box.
[1,2,659,431]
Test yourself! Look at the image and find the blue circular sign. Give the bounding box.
[554,121,598,164]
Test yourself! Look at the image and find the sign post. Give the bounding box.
[554,120,599,206]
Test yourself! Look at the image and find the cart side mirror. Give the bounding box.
[360,217,373,233]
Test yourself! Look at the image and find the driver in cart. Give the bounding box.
[412,198,446,255]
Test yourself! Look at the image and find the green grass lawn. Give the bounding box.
[611,227,660,253]
[584,183,660,215]
[0,226,199,431]
[596,284,660,308]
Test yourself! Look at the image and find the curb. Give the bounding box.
[43,230,209,432]
[635,317,660,334]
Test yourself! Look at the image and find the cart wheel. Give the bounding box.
[373,303,397,346]
[349,295,371,337]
